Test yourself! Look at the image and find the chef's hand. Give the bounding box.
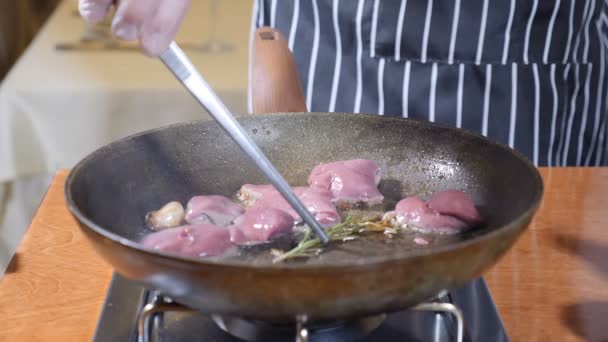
[78,0,190,56]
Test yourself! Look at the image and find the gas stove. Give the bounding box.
[93,274,508,342]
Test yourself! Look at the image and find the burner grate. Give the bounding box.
[94,274,508,342]
[137,292,464,342]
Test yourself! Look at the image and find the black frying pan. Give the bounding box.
[64,28,543,323]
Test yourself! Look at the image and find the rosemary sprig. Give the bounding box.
[271,216,397,263]
[271,217,353,263]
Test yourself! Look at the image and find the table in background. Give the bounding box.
[0,0,253,183]
[0,168,607,341]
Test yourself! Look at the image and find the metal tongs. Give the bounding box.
[159,42,329,243]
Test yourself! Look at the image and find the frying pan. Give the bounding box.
[65,28,543,323]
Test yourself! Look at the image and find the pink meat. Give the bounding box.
[297,187,341,227]
[414,237,429,245]
[394,197,468,234]
[185,195,245,226]
[141,223,233,257]
[427,190,482,225]
[237,184,306,219]
[237,184,340,228]
[229,207,295,245]
[237,184,277,207]
[307,159,384,206]
[238,184,305,209]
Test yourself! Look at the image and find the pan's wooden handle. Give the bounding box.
[250,27,307,114]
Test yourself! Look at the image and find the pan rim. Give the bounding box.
[65,111,544,270]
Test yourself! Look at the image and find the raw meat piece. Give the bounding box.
[297,187,341,227]
[427,190,482,225]
[229,207,295,245]
[141,223,233,257]
[237,184,276,207]
[414,237,429,245]
[393,197,468,234]
[237,185,306,220]
[237,184,305,209]
[307,159,384,207]
[237,185,340,228]
[185,195,244,226]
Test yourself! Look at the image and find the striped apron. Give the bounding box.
[252,0,608,167]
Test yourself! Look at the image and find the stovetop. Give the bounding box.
[94,274,508,342]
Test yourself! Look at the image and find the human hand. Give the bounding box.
[78,0,191,56]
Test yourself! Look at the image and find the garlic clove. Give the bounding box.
[146,201,185,230]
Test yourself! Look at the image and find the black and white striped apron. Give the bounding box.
[252,0,608,167]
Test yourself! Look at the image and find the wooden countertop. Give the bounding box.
[0,168,607,341]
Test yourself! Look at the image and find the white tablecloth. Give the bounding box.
[0,0,253,183]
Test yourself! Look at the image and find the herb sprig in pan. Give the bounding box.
[271,216,398,263]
